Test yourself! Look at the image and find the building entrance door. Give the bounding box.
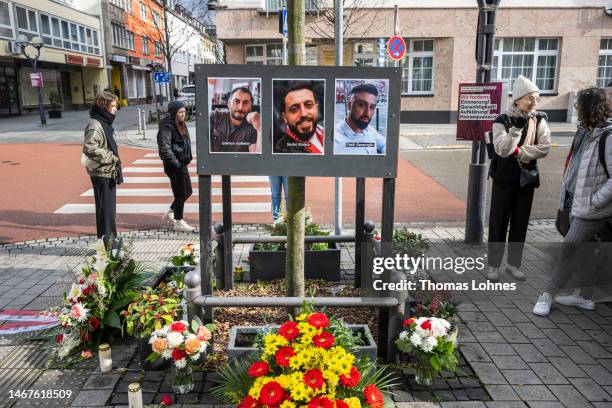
[61,71,73,110]
[0,66,21,116]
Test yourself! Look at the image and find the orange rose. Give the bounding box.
[196,326,212,341]
[152,337,168,353]
[185,337,201,354]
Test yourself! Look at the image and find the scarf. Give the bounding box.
[508,105,537,147]
[89,105,123,185]
[284,124,325,154]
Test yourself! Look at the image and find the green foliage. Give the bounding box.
[393,227,430,257]
[211,357,256,404]
[48,89,62,108]
[121,282,182,338]
[256,208,331,251]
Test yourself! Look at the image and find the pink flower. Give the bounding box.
[80,350,93,359]
[161,394,173,405]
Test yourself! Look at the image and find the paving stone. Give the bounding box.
[559,345,599,365]
[474,331,507,343]
[412,391,435,402]
[514,323,547,339]
[433,390,457,401]
[468,322,498,332]
[512,385,557,401]
[440,403,486,408]
[453,389,471,401]
[81,373,121,390]
[460,344,492,363]
[528,363,569,385]
[484,385,520,401]
[531,339,566,358]
[393,390,414,402]
[548,384,594,407]
[510,344,548,363]
[567,314,601,330]
[547,357,588,378]
[592,403,612,408]
[540,328,577,346]
[490,355,529,370]
[484,402,528,408]
[577,341,612,359]
[470,363,507,385]
[580,364,612,386]
[482,343,517,356]
[501,370,542,385]
[465,387,489,400]
[586,331,612,347]
[395,403,440,408]
[556,324,592,341]
[485,312,513,327]
[497,327,530,344]
[520,403,564,408]
[568,378,612,402]
[70,389,113,407]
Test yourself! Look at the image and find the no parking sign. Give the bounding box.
[387,36,406,61]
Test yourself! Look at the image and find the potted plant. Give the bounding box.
[48,89,63,119]
[392,228,430,257]
[396,316,459,386]
[409,290,461,347]
[121,283,182,369]
[147,318,215,394]
[249,210,341,282]
[213,307,398,407]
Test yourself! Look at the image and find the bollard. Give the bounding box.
[137,108,142,135]
[142,109,147,140]
[184,267,204,324]
[213,223,225,291]
[362,221,376,297]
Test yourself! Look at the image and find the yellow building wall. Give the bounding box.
[70,71,84,105]
[82,67,108,104]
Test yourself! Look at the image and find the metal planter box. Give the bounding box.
[248,243,341,282]
[228,324,377,363]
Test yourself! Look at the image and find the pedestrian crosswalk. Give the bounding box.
[54,152,273,215]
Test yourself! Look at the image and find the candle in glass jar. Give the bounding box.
[128,383,143,408]
[98,343,112,372]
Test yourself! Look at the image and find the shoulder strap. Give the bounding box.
[599,128,611,179]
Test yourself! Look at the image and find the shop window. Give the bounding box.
[0,0,12,39]
[245,44,282,65]
[16,5,38,40]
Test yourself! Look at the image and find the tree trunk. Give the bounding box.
[285,0,306,315]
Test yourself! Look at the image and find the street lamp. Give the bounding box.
[17,34,46,125]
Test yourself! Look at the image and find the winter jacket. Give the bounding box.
[157,117,192,170]
[82,119,119,179]
[489,112,551,186]
[571,119,612,220]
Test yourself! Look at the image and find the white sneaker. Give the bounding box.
[162,210,174,225]
[173,219,195,232]
[554,289,595,310]
[487,266,500,281]
[533,292,553,316]
[505,265,526,281]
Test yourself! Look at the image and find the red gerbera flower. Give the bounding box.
[364,384,384,408]
[303,369,324,389]
[335,399,349,408]
[248,361,270,378]
[307,312,329,329]
[339,366,361,388]
[312,331,335,349]
[171,348,187,361]
[402,318,415,327]
[308,397,334,408]
[259,381,284,405]
[420,319,432,331]
[56,334,64,345]
[275,346,296,367]
[237,395,261,408]
[89,317,100,330]
[278,321,300,341]
[170,321,187,333]
[161,394,173,406]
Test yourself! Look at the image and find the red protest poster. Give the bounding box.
[456,82,505,141]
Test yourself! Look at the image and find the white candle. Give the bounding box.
[98,343,112,372]
[128,383,143,408]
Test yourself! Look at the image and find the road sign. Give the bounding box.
[30,72,43,87]
[378,38,386,66]
[279,7,287,35]
[387,36,406,61]
[154,72,170,83]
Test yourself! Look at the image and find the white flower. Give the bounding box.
[91,239,108,261]
[399,331,408,341]
[199,342,208,353]
[67,284,82,301]
[161,349,172,359]
[149,335,159,345]
[111,249,125,259]
[174,358,187,369]
[69,303,89,322]
[190,352,201,361]
[420,336,438,353]
[95,281,107,297]
[409,333,422,347]
[94,258,107,274]
[167,331,184,348]
[57,333,80,359]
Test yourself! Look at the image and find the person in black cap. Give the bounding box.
[157,100,194,232]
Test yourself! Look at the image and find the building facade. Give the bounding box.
[0,0,107,116]
[214,0,612,123]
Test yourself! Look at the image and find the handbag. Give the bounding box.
[518,161,540,188]
[555,192,572,237]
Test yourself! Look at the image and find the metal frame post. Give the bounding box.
[221,175,234,290]
[142,109,147,140]
[334,0,344,235]
[213,223,225,290]
[361,221,375,297]
[355,177,366,288]
[378,177,396,358]
[199,175,213,322]
[137,108,142,134]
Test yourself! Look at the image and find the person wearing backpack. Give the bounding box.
[487,75,551,282]
[533,87,612,316]
[82,91,122,246]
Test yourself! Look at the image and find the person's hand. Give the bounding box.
[511,116,528,129]
[246,111,261,132]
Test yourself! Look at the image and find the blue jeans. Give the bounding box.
[269,176,288,221]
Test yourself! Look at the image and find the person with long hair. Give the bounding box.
[533,87,612,316]
[82,91,122,246]
[157,100,195,232]
[487,75,551,282]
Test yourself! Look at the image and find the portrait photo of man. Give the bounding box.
[209,78,262,154]
[272,80,325,155]
[334,79,388,155]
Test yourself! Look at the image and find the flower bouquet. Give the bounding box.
[169,243,199,290]
[395,316,458,386]
[213,309,397,407]
[55,238,153,358]
[147,318,215,394]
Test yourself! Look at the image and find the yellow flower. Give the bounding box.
[345,397,362,408]
[280,401,296,408]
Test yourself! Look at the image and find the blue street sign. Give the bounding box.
[282,7,288,35]
[154,72,170,83]
[378,38,386,66]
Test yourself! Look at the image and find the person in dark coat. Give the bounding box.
[157,100,194,232]
[82,91,122,246]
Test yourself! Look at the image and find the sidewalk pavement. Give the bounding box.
[1,221,611,407]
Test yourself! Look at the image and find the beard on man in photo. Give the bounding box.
[273,80,325,154]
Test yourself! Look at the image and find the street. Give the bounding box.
[0,108,571,244]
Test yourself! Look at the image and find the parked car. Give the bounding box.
[177,84,195,115]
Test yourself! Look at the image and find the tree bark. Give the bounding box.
[285,0,306,315]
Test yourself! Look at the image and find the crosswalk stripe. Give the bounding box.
[54,203,270,214]
[80,187,271,197]
[143,153,196,158]
[133,159,163,164]
[124,167,198,173]
[122,176,269,183]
